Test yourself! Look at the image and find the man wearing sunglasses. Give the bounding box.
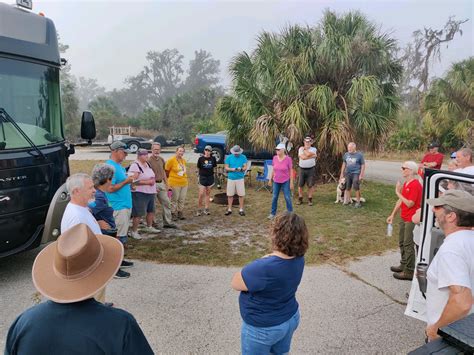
[424,190,474,342]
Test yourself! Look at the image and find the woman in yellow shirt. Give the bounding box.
[165,146,188,220]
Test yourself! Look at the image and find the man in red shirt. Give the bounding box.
[386,161,423,280]
[420,142,444,170]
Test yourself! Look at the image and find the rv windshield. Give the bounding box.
[0,57,63,149]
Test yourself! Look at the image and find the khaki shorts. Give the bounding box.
[227,179,245,197]
[113,209,131,237]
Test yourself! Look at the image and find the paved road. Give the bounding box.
[72,147,404,185]
[0,249,424,353]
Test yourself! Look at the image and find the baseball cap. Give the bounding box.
[110,141,131,153]
[428,142,440,149]
[304,136,313,142]
[137,148,149,156]
[204,145,212,151]
[275,143,286,150]
[426,190,474,213]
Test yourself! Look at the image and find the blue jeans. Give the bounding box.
[271,180,293,216]
[241,310,300,355]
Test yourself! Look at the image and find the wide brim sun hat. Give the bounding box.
[32,224,123,303]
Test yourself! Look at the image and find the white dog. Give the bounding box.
[335,178,346,203]
[335,178,366,204]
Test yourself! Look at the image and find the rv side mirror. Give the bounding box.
[80,111,96,144]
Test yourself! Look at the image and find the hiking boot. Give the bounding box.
[143,226,161,233]
[239,210,246,216]
[178,212,186,220]
[390,265,403,273]
[114,269,130,279]
[297,198,303,205]
[267,214,275,220]
[225,210,232,216]
[204,208,210,215]
[308,198,313,206]
[130,231,142,240]
[393,271,413,281]
[163,223,178,229]
[121,260,134,268]
[196,209,202,217]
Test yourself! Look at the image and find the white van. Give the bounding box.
[405,168,474,321]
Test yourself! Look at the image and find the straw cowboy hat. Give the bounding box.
[32,224,123,303]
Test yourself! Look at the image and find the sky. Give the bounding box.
[12,0,473,90]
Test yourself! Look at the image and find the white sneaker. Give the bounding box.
[267,214,275,220]
[130,230,142,240]
[144,226,161,233]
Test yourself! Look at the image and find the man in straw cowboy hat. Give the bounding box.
[424,190,474,342]
[5,224,153,354]
[224,145,248,216]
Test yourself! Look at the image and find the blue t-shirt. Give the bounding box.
[105,159,132,210]
[343,152,365,174]
[89,189,116,229]
[239,255,305,327]
[5,299,153,355]
[225,154,248,180]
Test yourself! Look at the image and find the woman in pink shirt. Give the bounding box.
[268,143,294,219]
[128,149,158,239]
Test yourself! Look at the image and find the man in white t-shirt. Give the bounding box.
[454,148,474,175]
[424,190,474,341]
[61,173,102,234]
[297,136,317,206]
[61,173,114,302]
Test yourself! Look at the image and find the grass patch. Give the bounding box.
[70,160,400,266]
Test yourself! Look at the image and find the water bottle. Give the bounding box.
[386,223,393,237]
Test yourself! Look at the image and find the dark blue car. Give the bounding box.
[193,131,273,163]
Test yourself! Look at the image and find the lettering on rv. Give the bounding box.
[0,175,27,183]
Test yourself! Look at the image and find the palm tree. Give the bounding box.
[422,57,473,147]
[217,11,402,179]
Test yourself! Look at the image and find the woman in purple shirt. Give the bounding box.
[268,143,294,219]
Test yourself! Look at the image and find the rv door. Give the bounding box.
[405,168,474,321]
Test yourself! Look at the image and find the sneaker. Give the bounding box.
[225,210,232,216]
[121,260,134,268]
[204,209,210,215]
[144,226,161,233]
[267,214,275,220]
[354,202,362,208]
[393,271,413,281]
[114,269,130,279]
[163,223,178,229]
[196,210,202,217]
[308,198,313,206]
[390,265,403,273]
[130,231,142,240]
[297,198,303,205]
[239,210,246,216]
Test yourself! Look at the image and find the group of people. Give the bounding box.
[6,210,309,355]
[4,137,473,354]
[383,144,474,344]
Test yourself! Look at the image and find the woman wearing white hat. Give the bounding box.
[386,161,423,281]
[268,143,294,219]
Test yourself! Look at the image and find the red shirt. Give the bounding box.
[400,179,422,222]
[421,152,444,169]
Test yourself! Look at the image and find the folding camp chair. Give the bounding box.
[255,160,273,192]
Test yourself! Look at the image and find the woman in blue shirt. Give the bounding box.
[231,212,309,355]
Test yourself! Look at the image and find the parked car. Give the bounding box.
[117,136,153,153]
[153,135,185,147]
[193,131,273,163]
[405,168,474,322]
